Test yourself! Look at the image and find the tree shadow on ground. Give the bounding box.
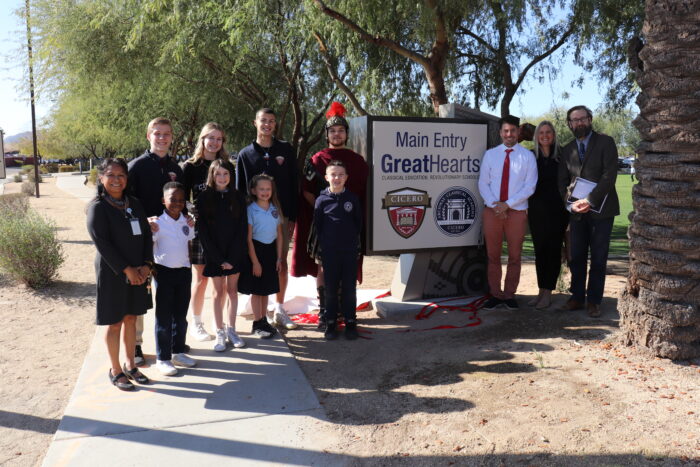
[285,294,619,426]
[0,410,60,434]
[43,415,695,467]
[28,280,95,306]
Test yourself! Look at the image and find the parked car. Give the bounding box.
[617,158,630,169]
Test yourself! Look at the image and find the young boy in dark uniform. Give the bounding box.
[313,160,362,340]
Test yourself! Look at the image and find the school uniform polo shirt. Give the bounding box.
[153,212,195,268]
[247,203,281,244]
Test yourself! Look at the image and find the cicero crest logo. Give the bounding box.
[381,188,431,239]
[433,186,478,237]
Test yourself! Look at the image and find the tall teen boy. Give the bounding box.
[128,117,185,366]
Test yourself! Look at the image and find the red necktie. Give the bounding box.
[499,148,513,202]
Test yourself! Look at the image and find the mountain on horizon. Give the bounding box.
[4,131,32,145]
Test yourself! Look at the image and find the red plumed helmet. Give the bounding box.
[325,101,349,130]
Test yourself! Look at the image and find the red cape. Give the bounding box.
[291,147,369,282]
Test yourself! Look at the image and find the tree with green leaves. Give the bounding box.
[311,0,644,117]
[522,106,639,155]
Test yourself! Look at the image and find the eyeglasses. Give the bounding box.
[569,117,590,124]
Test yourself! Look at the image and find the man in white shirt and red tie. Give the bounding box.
[478,115,538,310]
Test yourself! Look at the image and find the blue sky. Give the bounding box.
[1,0,605,139]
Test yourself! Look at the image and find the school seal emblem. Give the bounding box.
[381,188,431,239]
[433,186,478,237]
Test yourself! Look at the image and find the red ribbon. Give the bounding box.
[395,295,488,333]
[290,293,487,337]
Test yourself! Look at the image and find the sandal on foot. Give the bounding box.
[109,370,135,391]
[122,363,150,384]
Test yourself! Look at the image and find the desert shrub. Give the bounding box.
[27,170,43,184]
[20,165,34,174]
[42,163,59,173]
[0,208,64,288]
[87,167,98,186]
[21,181,35,196]
[0,193,29,220]
[13,174,22,183]
[58,165,77,173]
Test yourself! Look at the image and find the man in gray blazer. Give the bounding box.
[558,105,620,317]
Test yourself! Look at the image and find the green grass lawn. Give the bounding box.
[517,174,636,257]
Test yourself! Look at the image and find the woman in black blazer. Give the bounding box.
[87,158,153,390]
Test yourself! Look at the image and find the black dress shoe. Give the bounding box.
[324,322,339,340]
[481,297,503,310]
[344,322,359,340]
[109,370,134,391]
[123,363,150,384]
[559,299,585,312]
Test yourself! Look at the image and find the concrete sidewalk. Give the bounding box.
[43,175,347,466]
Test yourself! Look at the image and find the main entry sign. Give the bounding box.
[367,117,487,254]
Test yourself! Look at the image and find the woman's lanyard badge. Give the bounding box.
[126,208,141,236]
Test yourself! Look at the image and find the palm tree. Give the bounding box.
[619,0,700,359]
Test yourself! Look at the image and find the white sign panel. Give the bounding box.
[370,119,487,253]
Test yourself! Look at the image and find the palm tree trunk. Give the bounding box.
[619,0,700,359]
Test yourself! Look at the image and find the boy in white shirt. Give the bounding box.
[153,182,196,375]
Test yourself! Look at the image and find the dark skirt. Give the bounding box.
[203,261,241,278]
[95,264,150,325]
[188,236,206,265]
[239,240,280,296]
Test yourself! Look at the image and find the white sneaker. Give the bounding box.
[266,309,277,326]
[156,360,178,376]
[190,321,213,341]
[227,327,246,348]
[214,328,227,352]
[172,353,196,368]
[274,304,298,330]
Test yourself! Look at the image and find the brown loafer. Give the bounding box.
[559,299,584,312]
[587,303,602,318]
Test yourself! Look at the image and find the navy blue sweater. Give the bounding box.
[235,139,298,222]
[127,151,184,217]
[313,188,362,254]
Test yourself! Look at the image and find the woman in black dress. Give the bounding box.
[527,121,569,309]
[87,159,153,390]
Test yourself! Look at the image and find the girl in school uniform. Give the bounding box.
[86,158,152,391]
[181,122,229,342]
[195,159,248,352]
[239,174,283,339]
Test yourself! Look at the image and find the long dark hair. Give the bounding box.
[94,158,129,202]
[201,159,242,221]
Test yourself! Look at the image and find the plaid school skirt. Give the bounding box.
[188,236,206,265]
